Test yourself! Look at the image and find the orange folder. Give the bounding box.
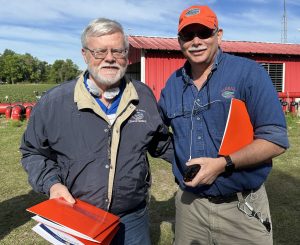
[27,198,120,244]
[218,98,254,156]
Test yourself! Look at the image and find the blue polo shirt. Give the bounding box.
[158,49,289,196]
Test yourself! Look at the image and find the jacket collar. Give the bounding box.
[74,71,139,118]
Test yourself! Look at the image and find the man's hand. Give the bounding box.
[49,183,76,204]
[184,157,226,187]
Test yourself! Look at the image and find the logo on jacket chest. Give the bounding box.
[221,86,236,99]
[129,109,147,123]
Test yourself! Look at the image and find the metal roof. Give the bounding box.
[128,35,300,56]
[129,36,180,51]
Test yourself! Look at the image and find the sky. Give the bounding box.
[0,0,300,70]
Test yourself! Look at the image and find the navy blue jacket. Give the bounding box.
[20,74,173,216]
[159,49,289,196]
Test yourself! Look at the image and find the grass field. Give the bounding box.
[0,84,56,103]
[0,113,299,244]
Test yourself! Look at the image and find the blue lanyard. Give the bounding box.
[83,72,124,115]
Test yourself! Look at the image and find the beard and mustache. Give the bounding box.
[87,62,127,88]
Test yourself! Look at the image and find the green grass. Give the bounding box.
[265,114,300,244]
[0,84,57,103]
[0,114,299,245]
[0,118,47,244]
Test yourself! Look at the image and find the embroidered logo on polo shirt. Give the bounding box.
[129,109,147,123]
[221,87,235,99]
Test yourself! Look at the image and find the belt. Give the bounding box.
[203,190,253,204]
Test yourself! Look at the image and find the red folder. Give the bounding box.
[27,198,120,244]
[218,98,254,156]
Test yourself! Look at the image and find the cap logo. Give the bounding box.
[185,8,200,17]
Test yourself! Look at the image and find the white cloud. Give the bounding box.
[0,0,180,24]
[0,38,84,69]
[0,0,67,23]
[216,3,300,43]
[0,25,77,44]
[0,0,299,71]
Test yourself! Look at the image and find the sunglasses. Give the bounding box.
[179,28,218,42]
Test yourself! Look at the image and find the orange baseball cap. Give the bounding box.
[178,5,218,33]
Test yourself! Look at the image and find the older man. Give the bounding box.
[159,5,289,245]
[20,18,173,245]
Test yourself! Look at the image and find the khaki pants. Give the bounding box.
[174,185,272,245]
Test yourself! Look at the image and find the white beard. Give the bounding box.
[87,63,127,87]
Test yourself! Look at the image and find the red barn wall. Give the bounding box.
[145,51,185,99]
[141,51,300,100]
[285,61,300,92]
[247,55,300,93]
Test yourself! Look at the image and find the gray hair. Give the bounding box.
[81,18,129,49]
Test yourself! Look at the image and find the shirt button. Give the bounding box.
[105,198,109,203]
[197,99,200,102]
[197,136,202,140]
[104,128,108,132]
[197,117,201,120]
[105,164,110,169]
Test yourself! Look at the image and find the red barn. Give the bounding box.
[127,35,300,104]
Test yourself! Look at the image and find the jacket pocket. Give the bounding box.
[112,153,150,214]
[61,155,97,190]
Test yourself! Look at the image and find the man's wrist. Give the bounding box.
[43,176,61,196]
[223,155,235,175]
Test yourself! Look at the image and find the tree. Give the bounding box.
[22,54,49,83]
[63,59,81,81]
[0,49,80,84]
[0,50,24,84]
[48,59,80,83]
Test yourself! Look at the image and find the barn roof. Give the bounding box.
[128,35,300,56]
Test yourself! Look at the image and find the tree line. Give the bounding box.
[0,49,82,84]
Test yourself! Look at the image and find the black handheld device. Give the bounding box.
[183,164,201,182]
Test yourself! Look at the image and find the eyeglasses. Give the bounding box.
[84,47,128,59]
[178,28,218,42]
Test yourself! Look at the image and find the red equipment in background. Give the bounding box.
[0,103,11,114]
[25,106,33,120]
[290,100,298,114]
[280,99,289,112]
[5,106,12,119]
[278,92,300,115]
[11,105,25,121]
[0,102,36,120]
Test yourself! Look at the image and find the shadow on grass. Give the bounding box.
[148,167,300,245]
[0,190,46,240]
[1,166,299,244]
[266,168,300,245]
[149,193,176,245]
